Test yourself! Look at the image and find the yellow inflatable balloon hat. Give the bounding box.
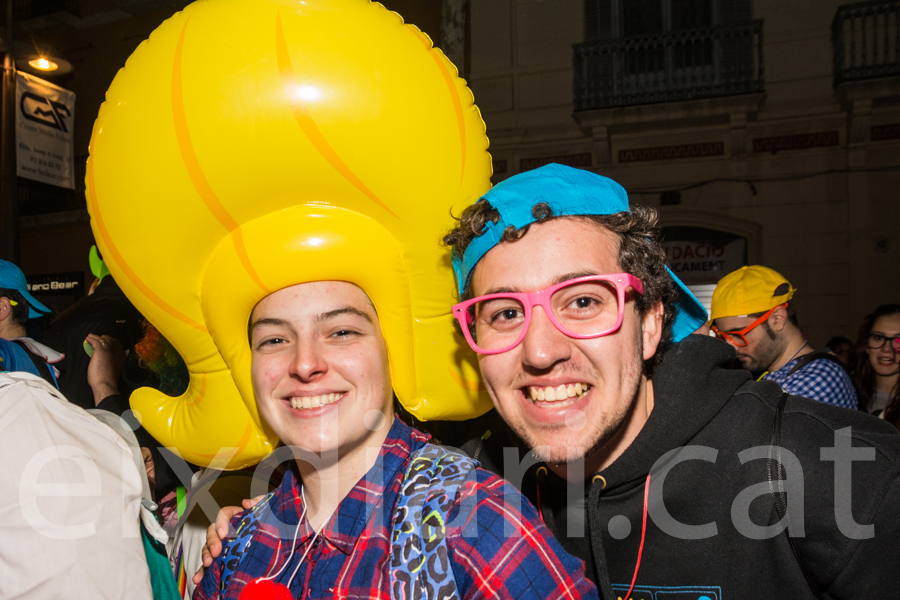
[87,0,492,469]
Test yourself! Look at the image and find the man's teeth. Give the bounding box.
[289,393,343,409]
[527,383,591,402]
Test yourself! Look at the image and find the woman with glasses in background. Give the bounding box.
[852,304,900,426]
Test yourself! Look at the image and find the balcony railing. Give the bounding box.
[573,20,765,111]
[833,0,900,85]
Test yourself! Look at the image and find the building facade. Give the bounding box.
[9,0,898,344]
[469,0,900,345]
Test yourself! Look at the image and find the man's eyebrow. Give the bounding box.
[552,271,598,285]
[483,286,518,295]
[482,271,599,295]
[317,306,374,323]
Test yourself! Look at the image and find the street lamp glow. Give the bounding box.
[28,57,58,72]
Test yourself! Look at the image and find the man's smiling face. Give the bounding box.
[471,218,662,469]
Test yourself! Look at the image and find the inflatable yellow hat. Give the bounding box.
[86,0,492,469]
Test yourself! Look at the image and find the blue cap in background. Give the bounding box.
[0,260,51,318]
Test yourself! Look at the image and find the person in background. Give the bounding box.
[43,246,145,409]
[710,265,858,410]
[826,335,853,366]
[0,260,62,387]
[85,333,158,492]
[85,319,192,505]
[851,304,900,423]
[0,370,157,599]
[1,333,179,599]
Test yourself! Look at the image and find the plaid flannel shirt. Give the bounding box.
[195,417,596,600]
[763,354,858,410]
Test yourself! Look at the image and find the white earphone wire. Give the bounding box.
[256,486,308,584]
[285,486,324,590]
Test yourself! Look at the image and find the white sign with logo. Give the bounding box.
[662,238,746,285]
[15,72,75,189]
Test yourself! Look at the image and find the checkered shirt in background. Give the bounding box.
[763,355,858,410]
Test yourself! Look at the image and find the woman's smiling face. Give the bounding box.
[868,313,900,379]
[249,281,393,459]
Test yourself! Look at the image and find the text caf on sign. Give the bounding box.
[662,239,746,285]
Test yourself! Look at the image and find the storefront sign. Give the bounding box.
[26,271,85,315]
[662,239,746,285]
[16,72,76,189]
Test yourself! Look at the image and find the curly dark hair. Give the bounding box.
[851,304,900,427]
[443,199,677,370]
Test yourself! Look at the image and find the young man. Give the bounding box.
[443,164,900,599]
[710,265,858,409]
[194,280,595,599]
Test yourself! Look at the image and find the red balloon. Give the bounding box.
[239,579,294,600]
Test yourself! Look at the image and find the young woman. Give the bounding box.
[193,280,596,600]
[851,304,900,425]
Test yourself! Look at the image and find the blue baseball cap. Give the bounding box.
[0,260,51,318]
[452,163,708,342]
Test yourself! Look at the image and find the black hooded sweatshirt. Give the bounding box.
[459,334,900,599]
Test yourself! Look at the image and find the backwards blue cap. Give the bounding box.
[452,163,708,342]
[0,260,51,319]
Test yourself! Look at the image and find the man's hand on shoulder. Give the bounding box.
[192,496,266,585]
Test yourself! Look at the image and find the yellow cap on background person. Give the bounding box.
[710,265,796,321]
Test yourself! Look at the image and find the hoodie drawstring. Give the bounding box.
[536,465,652,599]
[588,476,618,600]
[623,474,651,600]
[535,466,557,532]
[588,473,652,600]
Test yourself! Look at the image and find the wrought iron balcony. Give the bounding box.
[573,20,765,111]
[833,0,900,86]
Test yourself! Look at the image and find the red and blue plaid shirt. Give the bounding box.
[195,417,596,599]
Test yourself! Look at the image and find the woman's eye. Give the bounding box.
[258,337,285,348]
[330,329,358,339]
[873,334,885,342]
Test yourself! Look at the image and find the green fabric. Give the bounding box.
[89,245,111,282]
[141,524,181,600]
[176,485,187,518]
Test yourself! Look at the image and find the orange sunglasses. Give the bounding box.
[711,303,788,347]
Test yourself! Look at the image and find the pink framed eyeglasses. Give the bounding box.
[452,274,644,355]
